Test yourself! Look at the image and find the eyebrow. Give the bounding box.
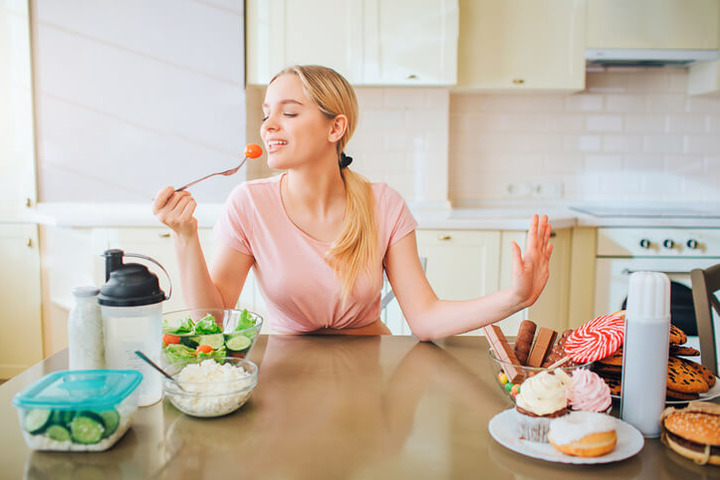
[262,99,304,108]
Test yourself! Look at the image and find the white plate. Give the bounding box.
[488,409,644,464]
[610,376,720,405]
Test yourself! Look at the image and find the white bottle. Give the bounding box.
[68,286,106,370]
[621,271,670,438]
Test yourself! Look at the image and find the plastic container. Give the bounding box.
[621,271,671,438]
[12,370,142,451]
[68,286,105,370]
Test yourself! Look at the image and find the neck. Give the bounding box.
[283,163,345,219]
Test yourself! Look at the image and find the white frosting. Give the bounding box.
[547,411,616,445]
[516,370,572,416]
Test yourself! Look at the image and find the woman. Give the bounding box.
[153,65,552,340]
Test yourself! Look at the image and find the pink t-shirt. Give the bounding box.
[214,174,418,333]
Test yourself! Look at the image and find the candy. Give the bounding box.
[505,382,513,392]
[511,384,521,395]
[498,372,508,385]
[514,320,537,365]
[526,327,558,367]
[484,325,525,384]
[564,315,625,363]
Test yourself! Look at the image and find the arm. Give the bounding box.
[385,214,553,341]
[152,186,253,309]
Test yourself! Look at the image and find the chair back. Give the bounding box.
[690,264,720,376]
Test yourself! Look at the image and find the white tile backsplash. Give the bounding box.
[450,69,720,204]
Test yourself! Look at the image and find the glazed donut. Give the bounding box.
[548,411,618,458]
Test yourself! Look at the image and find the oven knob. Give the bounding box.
[687,239,699,249]
[639,239,651,249]
[663,239,675,249]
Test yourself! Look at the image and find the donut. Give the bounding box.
[564,315,625,364]
[548,411,617,457]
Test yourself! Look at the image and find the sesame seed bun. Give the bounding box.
[661,402,720,466]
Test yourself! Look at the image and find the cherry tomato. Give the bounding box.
[245,143,263,159]
[196,345,213,354]
[163,334,180,346]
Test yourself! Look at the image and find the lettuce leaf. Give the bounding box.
[194,314,221,335]
[234,309,256,332]
[163,316,194,335]
[162,344,196,363]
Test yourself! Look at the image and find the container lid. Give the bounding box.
[99,249,167,307]
[12,370,142,411]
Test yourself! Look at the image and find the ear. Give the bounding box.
[327,114,348,143]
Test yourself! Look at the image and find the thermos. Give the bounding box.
[621,271,671,437]
[99,249,171,406]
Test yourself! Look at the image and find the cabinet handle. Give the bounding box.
[512,79,525,85]
[438,234,452,241]
[159,233,171,238]
[26,238,33,248]
[406,74,418,80]
[26,198,33,208]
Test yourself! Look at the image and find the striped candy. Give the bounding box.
[564,315,625,363]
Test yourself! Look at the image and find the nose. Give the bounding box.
[261,112,279,134]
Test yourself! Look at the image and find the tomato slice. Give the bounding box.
[196,345,213,354]
[163,334,180,346]
[245,143,263,159]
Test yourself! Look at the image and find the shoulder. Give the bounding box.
[226,174,282,205]
[371,181,406,207]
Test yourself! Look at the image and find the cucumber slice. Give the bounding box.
[46,424,72,442]
[70,413,105,445]
[23,409,52,434]
[198,333,225,350]
[51,410,75,427]
[179,335,199,348]
[98,410,120,437]
[226,334,252,352]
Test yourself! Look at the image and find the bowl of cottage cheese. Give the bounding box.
[162,357,258,418]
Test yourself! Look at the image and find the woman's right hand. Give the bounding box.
[152,186,198,236]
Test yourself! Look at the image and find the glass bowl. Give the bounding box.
[488,345,591,403]
[162,356,258,418]
[161,308,263,365]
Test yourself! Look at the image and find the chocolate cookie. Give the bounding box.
[592,363,622,378]
[679,358,717,388]
[667,356,709,393]
[666,388,700,401]
[669,345,700,357]
[603,376,621,396]
[669,325,687,345]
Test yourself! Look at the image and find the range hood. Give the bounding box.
[586,48,719,67]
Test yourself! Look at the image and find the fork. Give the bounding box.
[175,157,249,192]
[175,143,263,192]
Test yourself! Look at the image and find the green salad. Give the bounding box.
[162,310,259,363]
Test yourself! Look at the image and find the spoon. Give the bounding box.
[134,350,187,392]
[175,143,263,192]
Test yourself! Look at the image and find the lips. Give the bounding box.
[265,139,287,154]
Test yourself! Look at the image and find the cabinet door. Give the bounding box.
[416,229,501,335]
[500,228,572,336]
[587,0,720,50]
[457,0,586,92]
[0,224,42,378]
[246,0,364,84]
[363,0,458,85]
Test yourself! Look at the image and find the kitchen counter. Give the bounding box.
[1,335,712,479]
[26,202,720,230]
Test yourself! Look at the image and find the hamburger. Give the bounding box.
[661,401,720,466]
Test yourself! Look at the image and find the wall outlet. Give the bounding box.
[533,181,563,198]
[504,182,532,197]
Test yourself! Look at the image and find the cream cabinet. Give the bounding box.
[587,0,720,50]
[246,0,458,86]
[0,224,43,378]
[415,229,502,335]
[456,0,586,92]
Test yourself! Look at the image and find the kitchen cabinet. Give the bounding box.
[0,224,43,378]
[415,229,501,335]
[456,0,586,92]
[246,0,458,86]
[587,0,720,50]
[689,59,720,96]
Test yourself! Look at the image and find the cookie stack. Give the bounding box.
[593,325,717,401]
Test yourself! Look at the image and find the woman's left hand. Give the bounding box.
[509,214,553,308]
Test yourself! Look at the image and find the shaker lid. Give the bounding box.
[99,250,167,307]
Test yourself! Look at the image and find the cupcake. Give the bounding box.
[568,368,612,414]
[515,370,571,442]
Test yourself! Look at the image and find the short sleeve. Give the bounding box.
[377,184,418,247]
[213,184,254,257]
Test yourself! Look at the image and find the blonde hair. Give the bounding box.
[270,65,378,300]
